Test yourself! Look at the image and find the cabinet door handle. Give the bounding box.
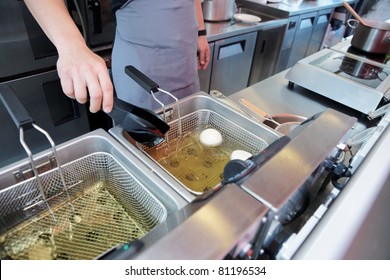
[217,41,246,60]
[318,14,329,24]
[288,21,297,30]
[260,40,267,54]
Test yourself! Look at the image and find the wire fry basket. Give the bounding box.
[0,85,167,260]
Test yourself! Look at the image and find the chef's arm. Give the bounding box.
[195,0,210,70]
[24,0,113,113]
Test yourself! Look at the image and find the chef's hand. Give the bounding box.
[197,36,210,70]
[56,41,114,113]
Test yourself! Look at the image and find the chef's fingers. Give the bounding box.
[197,38,211,70]
[58,67,75,99]
[98,71,114,113]
[85,71,104,113]
[72,71,88,105]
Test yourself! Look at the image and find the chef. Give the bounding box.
[24,0,210,113]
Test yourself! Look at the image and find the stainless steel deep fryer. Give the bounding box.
[0,85,185,259]
[110,92,282,202]
[0,151,167,260]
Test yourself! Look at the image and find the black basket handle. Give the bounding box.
[0,85,34,130]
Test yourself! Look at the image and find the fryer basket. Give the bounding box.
[0,152,167,260]
[137,109,269,194]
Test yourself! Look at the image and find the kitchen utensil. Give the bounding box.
[347,18,390,54]
[343,1,367,26]
[107,97,169,147]
[233,13,262,24]
[125,65,182,137]
[239,98,280,126]
[210,90,253,118]
[239,98,305,135]
[202,0,236,22]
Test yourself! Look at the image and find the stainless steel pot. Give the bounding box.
[202,0,235,22]
[348,19,390,54]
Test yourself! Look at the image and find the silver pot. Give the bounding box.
[202,0,235,22]
[348,19,390,54]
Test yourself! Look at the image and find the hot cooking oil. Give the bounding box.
[152,130,234,193]
[0,181,148,260]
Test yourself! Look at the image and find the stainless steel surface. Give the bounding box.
[204,9,287,42]
[240,108,357,211]
[285,40,390,114]
[202,0,236,22]
[239,98,307,134]
[236,0,355,71]
[236,0,357,17]
[0,129,188,259]
[110,92,281,202]
[210,90,254,118]
[294,124,390,259]
[349,19,390,54]
[209,32,257,95]
[134,185,269,260]
[239,98,281,125]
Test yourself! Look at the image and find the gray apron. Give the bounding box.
[112,0,200,110]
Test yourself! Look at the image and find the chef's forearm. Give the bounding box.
[24,0,86,54]
[195,0,205,31]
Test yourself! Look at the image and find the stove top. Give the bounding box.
[286,39,390,114]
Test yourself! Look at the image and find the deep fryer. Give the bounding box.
[0,85,180,260]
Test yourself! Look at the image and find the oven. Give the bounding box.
[0,70,91,169]
[0,1,117,169]
[0,0,115,81]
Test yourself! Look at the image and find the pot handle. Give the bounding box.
[347,18,359,29]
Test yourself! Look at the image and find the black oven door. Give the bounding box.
[0,70,91,169]
[79,0,116,48]
[0,0,87,80]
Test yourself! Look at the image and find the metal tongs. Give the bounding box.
[108,97,169,147]
[0,85,73,222]
[107,66,180,147]
[124,65,182,137]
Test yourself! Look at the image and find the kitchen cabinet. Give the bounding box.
[283,8,333,69]
[248,24,286,86]
[202,32,257,96]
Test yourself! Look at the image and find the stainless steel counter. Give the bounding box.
[224,67,390,259]
[228,69,370,126]
[205,12,288,42]
[236,0,357,17]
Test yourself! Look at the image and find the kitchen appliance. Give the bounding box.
[347,19,390,55]
[0,85,180,260]
[202,0,236,22]
[286,39,390,114]
[0,0,115,81]
[0,129,186,260]
[110,92,281,202]
[128,108,358,259]
[0,1,116,168]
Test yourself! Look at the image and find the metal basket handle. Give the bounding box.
[0,85,72,221]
